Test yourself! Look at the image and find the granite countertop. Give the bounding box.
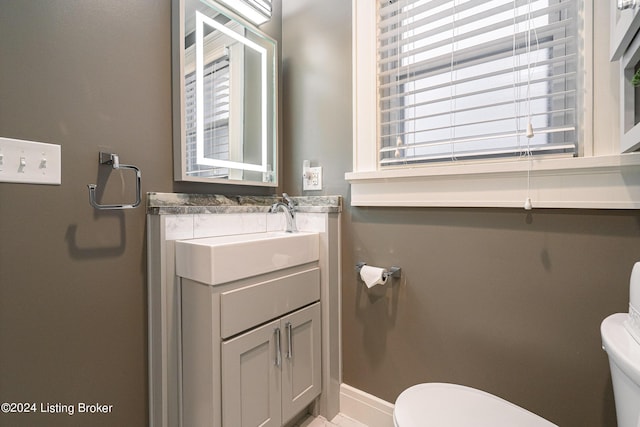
[147,192,342,215]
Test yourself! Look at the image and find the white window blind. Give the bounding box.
[245,0,272,17]
[185,55,231,178]
[216,0,272,25]
[378,0,578,167]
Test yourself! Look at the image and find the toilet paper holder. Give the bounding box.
[356,262,401,280]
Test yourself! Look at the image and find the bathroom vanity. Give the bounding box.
[146,194,341,427]
[181,266,321,426]
[177,232,322,426]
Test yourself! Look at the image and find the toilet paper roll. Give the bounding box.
[360,265,388,288]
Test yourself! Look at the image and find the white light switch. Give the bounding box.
[0,137,61,185]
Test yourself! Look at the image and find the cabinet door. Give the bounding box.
[281,303,322,424]
[222,319,282,427]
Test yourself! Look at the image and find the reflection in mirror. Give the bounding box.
[173,0,277,186]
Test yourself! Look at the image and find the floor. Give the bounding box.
[295,414,368,427]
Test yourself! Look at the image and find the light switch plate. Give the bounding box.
[0,137,61,185]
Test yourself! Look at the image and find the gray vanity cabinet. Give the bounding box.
[221,302,321,427]
[181,265,321,427]
[280,303,322,419]
[222,317,281,427]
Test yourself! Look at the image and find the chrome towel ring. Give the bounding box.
[87,152,141,210]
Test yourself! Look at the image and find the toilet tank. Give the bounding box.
[601,313,640,427]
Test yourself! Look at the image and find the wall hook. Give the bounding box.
[87,152,141,210]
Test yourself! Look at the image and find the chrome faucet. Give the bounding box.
[270,193,298,233]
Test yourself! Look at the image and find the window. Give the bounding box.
[378,0,577,167]
[348,0,640,208]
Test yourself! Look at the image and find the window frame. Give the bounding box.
[347,0,640,209]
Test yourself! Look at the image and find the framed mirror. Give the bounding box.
[172,0,277,186]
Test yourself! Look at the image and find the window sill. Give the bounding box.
[345,153,640,209]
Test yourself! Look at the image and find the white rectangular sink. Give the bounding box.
[175,231,319,285]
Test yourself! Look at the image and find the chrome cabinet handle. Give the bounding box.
[618,0,637,10]
[286,322,293,359]
[274,328,281,367]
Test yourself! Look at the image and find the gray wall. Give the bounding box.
[282,1,639,426]
[0,2,280,426]
[343,208,637,426]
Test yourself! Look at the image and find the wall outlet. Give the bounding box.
[303,166,322,191]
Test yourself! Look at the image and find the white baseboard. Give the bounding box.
[339,383,394,427]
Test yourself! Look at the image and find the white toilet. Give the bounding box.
[600,262,640,427]
[393,383,557,427]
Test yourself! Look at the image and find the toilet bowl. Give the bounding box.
[601,313,640,427]
[393,383,557,427]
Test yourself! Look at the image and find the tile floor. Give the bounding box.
[295,414,368,427]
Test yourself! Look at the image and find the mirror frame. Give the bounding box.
[171,0,278,186]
